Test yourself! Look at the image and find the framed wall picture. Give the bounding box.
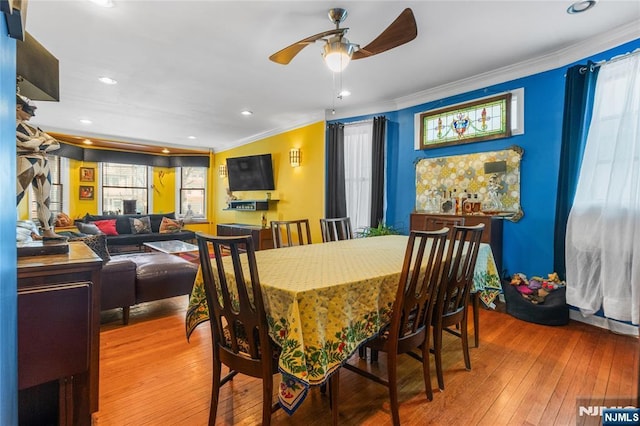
[419,93,512,149]
[79,185,94,200]
[80,167,95,182]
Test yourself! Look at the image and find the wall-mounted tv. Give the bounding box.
[226,153,275,192]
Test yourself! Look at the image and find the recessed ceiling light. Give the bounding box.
[338,90,351,98]
[89,0,114,8]
[162,148,170,154]
[80,119,92,124]
[187,136,197,140]
[241,110,253,116]
[83,139,93,145]
[567,0,598,14]
[98,76,117,85]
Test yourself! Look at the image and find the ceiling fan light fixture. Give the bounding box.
[323,40,355,73]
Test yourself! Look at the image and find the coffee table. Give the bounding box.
[143,240,198,255]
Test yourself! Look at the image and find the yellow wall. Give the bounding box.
[152,167,175,215]
[70,159,99,220]
[214,121,325,243]
[60,124,324,239]
[67,154,218,234]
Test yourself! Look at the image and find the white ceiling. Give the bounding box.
[22,0,640,153]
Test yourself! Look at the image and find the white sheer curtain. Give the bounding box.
[566,52,640,324]
[344,121,373,232]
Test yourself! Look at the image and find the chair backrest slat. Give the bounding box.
[436,224,484,320]
[320,217,353,242]
[271,219,312,248]
[387,228,449,352]
[196,232,271,360]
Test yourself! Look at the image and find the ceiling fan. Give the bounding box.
[269,8,417,72]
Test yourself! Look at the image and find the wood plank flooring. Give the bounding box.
[94,296,638,425]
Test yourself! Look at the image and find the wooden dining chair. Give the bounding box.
[415,216,481,348]
[320,217,353,242]
[196,232,280,425]
[343,228,450,426]
[196,232,339,425]
[271,219,312,248]
[431,223,484,391]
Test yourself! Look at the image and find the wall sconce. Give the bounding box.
[289,148,301,167]
[218,164,227,178]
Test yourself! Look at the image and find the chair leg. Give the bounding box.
[122,306,130,325]
[433,324,445,391]
[421,339,433,401]
[262,372,274,426]
[329,370,340,426]
[387,353,401,426]
[461,317,471,371]
[209,359,222,426]
[472,292,480,348]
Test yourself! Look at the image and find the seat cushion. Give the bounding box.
[125,253,199,304]
[101,257,137,310]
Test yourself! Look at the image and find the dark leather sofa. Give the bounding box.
[75,212,195,250]
[101,252,199,324]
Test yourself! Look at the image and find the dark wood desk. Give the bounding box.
[17,242,102,426]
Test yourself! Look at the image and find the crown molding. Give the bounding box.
[214,112,326,153]
[329,21,640,121]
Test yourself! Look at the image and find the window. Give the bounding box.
[101,163,149,214]
[566,53,640,324]
[30,155,62,222]
[344,122,373,231]
[178,167,206,219]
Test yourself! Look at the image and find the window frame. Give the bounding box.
[100,162,151,215]
[177,166,207,220]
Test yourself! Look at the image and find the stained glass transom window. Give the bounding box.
[420,94,511,149]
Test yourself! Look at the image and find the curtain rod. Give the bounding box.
[344,116,388,126]
[580,48,640,74]
[344,118,373,126]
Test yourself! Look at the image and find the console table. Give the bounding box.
[410,212,504,276]
[217,223,274,250]
[17,242,102,426]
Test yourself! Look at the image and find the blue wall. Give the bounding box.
[0,17,18,425]
[331,38,640,278]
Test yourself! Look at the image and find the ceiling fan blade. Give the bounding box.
[352,8,417,60]
[269,29,346,65]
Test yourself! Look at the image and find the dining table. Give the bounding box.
[185,235,501,415]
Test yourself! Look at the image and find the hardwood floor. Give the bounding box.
[95,297,638,425]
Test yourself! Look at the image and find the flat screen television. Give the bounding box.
[226,153,275,191]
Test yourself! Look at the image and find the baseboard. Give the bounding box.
[569,310,639,337]
[498,293,638,336]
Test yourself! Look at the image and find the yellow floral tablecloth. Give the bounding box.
[185,235,500,414]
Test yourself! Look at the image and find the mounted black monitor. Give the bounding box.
[226,153,275,191]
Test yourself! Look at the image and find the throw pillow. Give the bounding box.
[76,221,102,235]
[159,216,183,234]
[129,216,152,234]
[93,219,119,236]
[69,233,111,264]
